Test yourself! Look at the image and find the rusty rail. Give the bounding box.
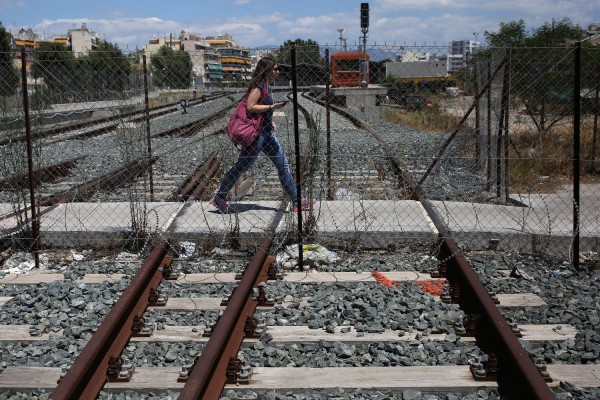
[152,103,235,138]
[172,150,224,201]
[370,125,555,399]
[2,93,227,147]
[179,207,285,400]
[50,239,172,400]
[0,156,87,190]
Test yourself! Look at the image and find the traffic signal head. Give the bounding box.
[360,3,369,30]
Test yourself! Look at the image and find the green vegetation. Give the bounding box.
[275,38,324,65]
[150,45,193,90]
[0,22,19,102]
[31,40,133,104]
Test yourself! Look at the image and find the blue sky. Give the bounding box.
[1,0,598,51]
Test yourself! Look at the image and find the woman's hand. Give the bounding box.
[271,101,288,110]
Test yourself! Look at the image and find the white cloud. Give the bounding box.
[0,0,26,12]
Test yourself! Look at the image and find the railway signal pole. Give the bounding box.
[360,3,369,87]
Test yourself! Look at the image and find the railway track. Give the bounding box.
[0,88,598,399]
[0,226,595,398]
[0,93,229,147]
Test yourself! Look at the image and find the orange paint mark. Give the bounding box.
[415,279,447,296]
[371,271,399,287]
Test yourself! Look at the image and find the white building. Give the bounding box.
[68,23,100,56]
[442,54,465,75]
[386,59,447,79]
[449,40,481,67]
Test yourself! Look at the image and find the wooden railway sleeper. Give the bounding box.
[106,356,135,382]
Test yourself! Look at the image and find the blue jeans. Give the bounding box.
[216,130,298,201]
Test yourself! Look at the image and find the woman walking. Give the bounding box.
[211,57,311,213]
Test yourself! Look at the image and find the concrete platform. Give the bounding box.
[0,198,598,253]
[432,195,600,253]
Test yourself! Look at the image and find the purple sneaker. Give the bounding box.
[210,196,229,213]
[293,197,315,212]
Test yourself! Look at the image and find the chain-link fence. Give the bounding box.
[1,43,599,267]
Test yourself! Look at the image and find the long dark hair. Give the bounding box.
[246,57,275,95]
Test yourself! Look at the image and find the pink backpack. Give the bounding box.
[226,87,267,147]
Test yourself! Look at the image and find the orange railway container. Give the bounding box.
[330,51,370,87]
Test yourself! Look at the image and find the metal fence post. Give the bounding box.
[143,55,154,201]
[503,48,511,203]
[474,62,481,169]
[573,42,581,271]
[291,45,304,269]
[486,56,492,191]
[325,48,332,200]
[20,50,40,268]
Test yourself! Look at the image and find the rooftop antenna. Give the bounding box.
[336,27,347,51]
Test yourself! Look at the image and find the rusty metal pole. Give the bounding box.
[20,50,40,268]
[486,56,492,191]
[325,48,333,200]
[142,55,154,201]
[503,48,511,203]
[496,51,510,198]
[291,45,304,269]
[573,42,581,271]
[475,63,481,169]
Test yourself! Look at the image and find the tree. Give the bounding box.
[150,46,192,89]
[0,22,19,99]
[31,42,76,103]
[276,39,324,66]
[482,18,586,135]
[84,41,132,100]
[484,20,527,48]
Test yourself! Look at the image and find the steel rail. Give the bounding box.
[370,126,555,399]
[179,207,285,400]
[0,156,87,189]
[50,239,171,400]
[151,103,235,138]
[172,150,220,201]
[188,151,224,201]
[2,93,227,147]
